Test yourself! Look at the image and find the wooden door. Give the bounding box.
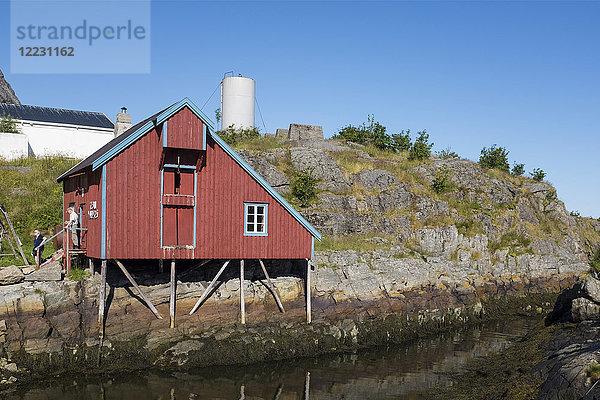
[162,167,195,247]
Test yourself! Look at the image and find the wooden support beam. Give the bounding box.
[189,260,230,315]
[306,259,312,324]
[258,259,285,313]
[115,260,163,319]
[240,259,245,325]
[273,384,283,400]
[1,230,19,259]
[0,207,28,266]
[178,259,211,280]
[170,259,176,329]
[89,258,95,275]
[159,259,164,274]
[304,371,310,400]
[98,260,107,339]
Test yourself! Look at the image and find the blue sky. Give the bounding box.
[1,1,599,217]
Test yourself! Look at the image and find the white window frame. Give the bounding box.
[244,202,268,236]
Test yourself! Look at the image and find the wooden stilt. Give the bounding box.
[306,259,312,324]
[115,260,163,319]
[159,259,164,274]
[240,385,245,400]
[3,230,19,259]
[97,259,107,367]
[98,260,107,339]
[170,259,176,329]
[258,259,285,313]
[240,259,245,325]
[0,207,29,266]
[189,260,230,315]
[273,384,283,400]
[304,371,310,400]
[89,258,95,275]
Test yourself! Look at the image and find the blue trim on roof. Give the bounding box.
[92,97,213,171]
[162,120,168,147]
[209,131,322,241]
[101,165,107,259]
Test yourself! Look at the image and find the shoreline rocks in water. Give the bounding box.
[0,259,577,391]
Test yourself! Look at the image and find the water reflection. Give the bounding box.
[8,318,537,400]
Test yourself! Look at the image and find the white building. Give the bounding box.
[0,103,117,160]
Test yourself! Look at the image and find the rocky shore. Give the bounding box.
[0,257,580,389]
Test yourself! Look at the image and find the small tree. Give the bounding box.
[408,130,433,161]
[291,169,319,207]
[437,147,459,160]
[391,130,412,152]
[511,162,525,176]
[432,167,452,194]
[531,168,546,182]
[0,115,20,133]
[479,145,509,172]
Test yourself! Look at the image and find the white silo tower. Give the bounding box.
[221,74,255,131]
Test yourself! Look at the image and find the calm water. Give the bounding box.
[8,318,537,400]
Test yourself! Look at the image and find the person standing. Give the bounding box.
[66,207,79,249]
[32,229,46,267]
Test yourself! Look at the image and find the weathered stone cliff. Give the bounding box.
[0,69,20,105]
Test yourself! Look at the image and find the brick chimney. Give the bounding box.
[114,107,132,137]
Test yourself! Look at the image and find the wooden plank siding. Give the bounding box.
[61,104,313,261]
[165,107,205,150]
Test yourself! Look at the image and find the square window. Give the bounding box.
[244,203,268,236]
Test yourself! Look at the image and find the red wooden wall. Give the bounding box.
[63,106,313,260]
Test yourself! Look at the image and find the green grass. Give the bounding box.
[315,233,396,252]
[0,156,77,266]
[586,362,600,380]
[231,135,287,152]
[489,231,533,256]
[69,267,90,281]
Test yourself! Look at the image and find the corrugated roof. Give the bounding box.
[0,103,114,129]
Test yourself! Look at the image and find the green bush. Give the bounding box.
[0,115,20,133]
[218,126,260,145]
[531,168,546,182]
[432,167,452,194]
[511,163,525,176]
[335,116,426,153]
[437,147,459,160]
[291,169,319,207]
[479,145,509,172]
[408,130,434,161]
[391,130,412,151]
[336,115,393,151]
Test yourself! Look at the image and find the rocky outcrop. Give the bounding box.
[289,147,350,192]
[237,150,290,194]
[0,69,20,105]
[0,266,24,286]
[24,261,62,281]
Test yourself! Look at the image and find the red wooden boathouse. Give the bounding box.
[57,97,321,332]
